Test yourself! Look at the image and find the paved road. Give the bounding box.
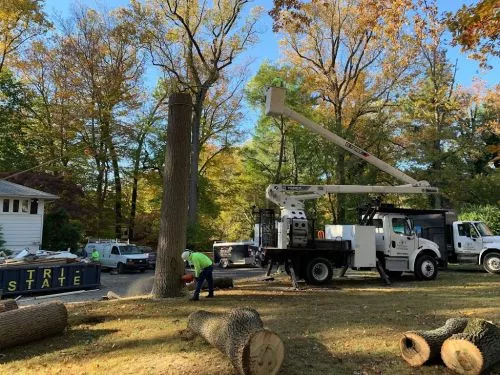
[18,266,266,306]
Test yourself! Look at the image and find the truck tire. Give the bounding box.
[219,259,229,269]
[482,252,500,274]
[414,254,438,281]
[305,257,333,285]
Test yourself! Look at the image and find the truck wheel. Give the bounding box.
[483,253,500,274]
[117,263,125,274]
[306,257,333,285]
[414,255,438,281]
[219,259,229,269]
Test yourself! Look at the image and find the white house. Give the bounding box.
[0,180,58,253]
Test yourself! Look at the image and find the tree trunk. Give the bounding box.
[152,93,192,298]
[400,318,468,367]
[0,300,18,313]
[188,89,208,227]
[186,277,234,290]
[129,133,145,241]
[188,308,284,375]
[441,319,500,375]
[335,149,346,223]
[108,136,123,240]
[274,116,286,184]
[0,302,67,350]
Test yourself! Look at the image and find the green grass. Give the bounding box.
[1,267,500,375]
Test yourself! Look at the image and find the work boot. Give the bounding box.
[189,296,199,301]
[205,294,214,298]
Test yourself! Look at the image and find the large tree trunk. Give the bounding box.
[152,93,192,298]
[441,319,500,375]
[0,302,67,350]
[400,318,468,367]
[188,308,284,375]
[0,300,18,313]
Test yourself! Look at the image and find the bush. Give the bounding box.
[42,208,83,252]
[0,224,5,251]
[459,205,500,234]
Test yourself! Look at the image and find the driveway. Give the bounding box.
[18,266,266,306]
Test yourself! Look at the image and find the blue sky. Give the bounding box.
[44,0,498,89]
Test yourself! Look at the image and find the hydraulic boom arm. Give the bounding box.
[265,87,432,187]
[264,87,438,210]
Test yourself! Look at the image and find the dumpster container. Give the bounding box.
[0,262,101,297]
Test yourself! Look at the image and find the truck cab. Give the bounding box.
[371,213,441,280]
[453,221,500,274]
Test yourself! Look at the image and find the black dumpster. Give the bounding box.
[0,262,101,297]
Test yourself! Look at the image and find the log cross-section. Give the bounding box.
[0,299,18,313]
[441,318,500,375]
[188,308,284,375]
[400,318,469,366]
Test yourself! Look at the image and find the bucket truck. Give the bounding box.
[249,87,443,287]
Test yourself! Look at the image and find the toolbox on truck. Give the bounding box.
[0,262,101,297]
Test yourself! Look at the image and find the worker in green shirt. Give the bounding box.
[182,250,214,301]
[90,248,100,263]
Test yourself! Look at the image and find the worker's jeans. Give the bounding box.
[194,265,214,298]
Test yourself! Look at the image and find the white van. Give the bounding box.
[85,240,148,273]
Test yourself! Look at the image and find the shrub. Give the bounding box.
[459,205,500,234]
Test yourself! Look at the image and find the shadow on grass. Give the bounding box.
[0,328,119,364]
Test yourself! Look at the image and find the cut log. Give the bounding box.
[188,308,284,375]
[441,319,500,375]
[400,318,468,366]
[0,300,18,313]
[0,302,67,350]
[186,277,234,291]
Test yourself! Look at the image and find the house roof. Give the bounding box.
[0,180,59,200]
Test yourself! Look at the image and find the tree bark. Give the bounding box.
[152,93,192,298]
[400,318,468,367]
[0,300,18,313]
[0,302,67,350]
[441,319,500,375]
[188,308,284,375]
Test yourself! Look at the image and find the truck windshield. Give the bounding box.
[475,222,494,236]
[119,245,142,254]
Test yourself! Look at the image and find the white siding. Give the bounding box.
[0,197,45,252]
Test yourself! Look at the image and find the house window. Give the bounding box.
[30,199,38,214]
[12,199,19,213]
[21,200,29,213]
[2,199,9,213]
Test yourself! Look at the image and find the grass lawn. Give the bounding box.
[1,267,499,375]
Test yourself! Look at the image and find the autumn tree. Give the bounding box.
[447,0,499,69]
[126,0,262,227]
[271,0,421,223]
[0,0,50,73]
[58,6,144,238]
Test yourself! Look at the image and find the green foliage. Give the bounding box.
[42,208,83,252]
[459,205,500,234]
[0,71,36,171]
[0,224,6,251]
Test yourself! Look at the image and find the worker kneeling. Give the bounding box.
[182,250,214,301]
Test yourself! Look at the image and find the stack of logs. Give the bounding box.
[400,317,500,374]
[0,300,68,350]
